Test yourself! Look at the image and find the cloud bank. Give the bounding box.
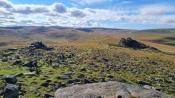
[0,0,175,27]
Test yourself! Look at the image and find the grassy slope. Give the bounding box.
[132,29,175,53]
[0,46,175,98]
[0,28,175,53]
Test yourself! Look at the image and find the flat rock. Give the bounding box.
[55,81,172,98]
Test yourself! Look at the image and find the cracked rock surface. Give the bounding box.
[55,81,172,98]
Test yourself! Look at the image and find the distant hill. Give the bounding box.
[134,29,175,35]
[0,26,175,53]
[0,26,132,37]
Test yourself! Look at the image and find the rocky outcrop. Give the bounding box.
[118,37,160,51]
[55,81,172,98]
[119,38,150,49]
[29,42,52,50]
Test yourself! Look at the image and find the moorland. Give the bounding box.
[0,26,175,98]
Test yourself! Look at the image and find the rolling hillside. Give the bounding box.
[0,26,175,98]
[0,26,175,53]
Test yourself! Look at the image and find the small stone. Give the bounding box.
[12,60,22,65]
[143,85,152,89]
[77,74,85,78]
[80,67,86,71]
[137,80,151,86]
[58,75,70,80]
[41,81,50,87]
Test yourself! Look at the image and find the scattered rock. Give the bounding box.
[77,74,85,78]
[23,72,36,76]
[7,48,18,51]
[0,85,4,95]
[12,60,22,65]
[143,85,154,89]
[63,72,73,77]
[23,61,38,68]
[15,73,24,77]
[44,93,54,98]
[80,67,86,71]
[53,83,62,90]
[23,61,40,74]
[137,80,151,86]
[35,90,41,97]
[58,75,70,80]
[58,53,65,61]
[41,80,50,87]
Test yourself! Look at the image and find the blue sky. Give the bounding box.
[0,0,175,29]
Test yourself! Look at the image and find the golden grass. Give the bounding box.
[0,32,175,54]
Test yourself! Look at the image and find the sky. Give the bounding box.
[0,0,175,29]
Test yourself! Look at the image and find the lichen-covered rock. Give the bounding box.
[55,81,172,98]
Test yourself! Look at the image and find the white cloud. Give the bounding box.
[71,10,86,18]
[139,4,175,15]
[72,0,110,5]
[13,4,50,14]
[0,0,175,27]
[0,0,13,9]
[52,3,67,13]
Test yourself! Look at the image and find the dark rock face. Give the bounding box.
[44,93,54,98]
[137,80,151,86]
[4,75,17,84]
[23,61,38,68]
[55,81,172,98]
[2,75,20,98]
[29,42,52,50]
[3,84,19,98]
[12,60,23,65]
[119,37,149,49]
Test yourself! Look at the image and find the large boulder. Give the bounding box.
[55,81,172,98]
[119,37,149,49]
[3,84,19,98]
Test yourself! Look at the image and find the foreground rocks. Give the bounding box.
[0,41,175,97]
[4,84,19,98]
[55,81,172,98]
[2,75,20,98]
